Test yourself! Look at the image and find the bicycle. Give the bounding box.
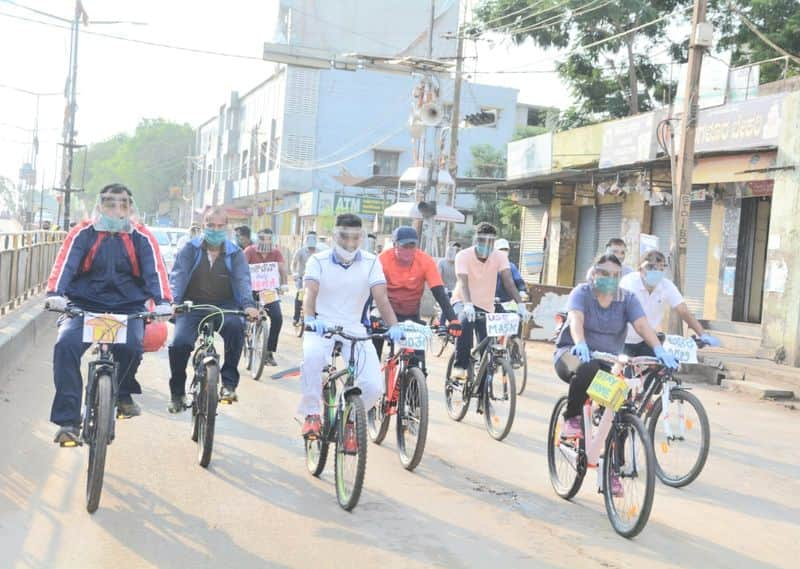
[247,289,278,381]
[631,335,711,488]
[174,301,248,468]
[546,351,657,538]
[428,308,453,358]
[444,311,518,441]
[495,300,528,396]
[367,320,434,471]
[294,288,305,338]
[48,305,159,513]
[304,325,378,511]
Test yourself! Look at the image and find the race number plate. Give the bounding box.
[486,312,520,338]
[398,321,431,351]
[662,335,698,364]
[250,262,280,292]
[83,313,128,344]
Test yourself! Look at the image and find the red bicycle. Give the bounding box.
[367,320,438,471]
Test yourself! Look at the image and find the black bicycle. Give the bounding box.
[175,301,248,468]
[245,293,275,381]
[305,325,381,511]
[48,305,159,513]
[444,312,518,441]
[495,300,528,395]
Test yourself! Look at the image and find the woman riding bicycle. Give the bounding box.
[554,254,679,440]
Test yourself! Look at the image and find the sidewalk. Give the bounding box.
[700,348,798,400]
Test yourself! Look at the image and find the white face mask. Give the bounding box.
[334,244,358,264]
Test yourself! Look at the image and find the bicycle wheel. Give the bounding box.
[509,337,528,395]
[603,412,656,538]
[367,394,390,444]
[396,367,429,471]
[243,322,254,371]
[444,353,470,421]
[647,388,710,488]
[429,315,448,358]
[295,311,305,337]
[546,396,585,500]
[306,382,333,477]
[335,394,367,511]
[197,362,219,468]
[483,357,516,441]
[86,373,113,514]
[251,321,270,381]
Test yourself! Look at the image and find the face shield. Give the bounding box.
[257,233,274,253]
[473,233,496,260]
[92,192,136,233]
[445,243,460,261]
[305,233,318,249]
[333,226,364,264]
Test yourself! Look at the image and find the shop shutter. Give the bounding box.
[650,205,673,254]
[520,205,546,283]
[684,201,712,317]
[575,206,598,284]
[597,203,623,259]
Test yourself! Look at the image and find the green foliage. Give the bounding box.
[75,119,193,216]
[711,0,800,82]
[474,0,690,124]
[512,125,548,141]
[473,194,521,242]
[464,144,506,178]
[0,176,14,213]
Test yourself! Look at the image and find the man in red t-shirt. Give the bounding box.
[374,226,461,369]
[244,228,289,366]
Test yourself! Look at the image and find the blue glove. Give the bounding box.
[654,346,680,370]
[387,324,405,343]
[304,316,328,336]
[699,333,721,347]
[570,342,590,364]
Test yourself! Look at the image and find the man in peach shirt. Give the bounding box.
[450,222,530,379]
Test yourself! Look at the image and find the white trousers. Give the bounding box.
[298,331,383,416]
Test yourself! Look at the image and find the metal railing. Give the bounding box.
[0,231,66,314]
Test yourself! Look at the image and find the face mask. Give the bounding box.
[446,246,459,261]
[395,247,415,266]
[334,244,358,265]
[305,235,317,249]
[257,240,273,253]
[204,228,227,247]
[594,276,620,295]
[644,270,665,288]
[475,243,492,259]
[95,214,129,233]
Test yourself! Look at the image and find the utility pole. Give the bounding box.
[670,0,707,332]
[444,20,465,249]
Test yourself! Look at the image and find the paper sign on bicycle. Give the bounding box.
[82,313,128,344]
[250,262,280,292]
[486,312,520,338]
[259,289,278,304]
[662,335,698,364]
[398,321,431,351]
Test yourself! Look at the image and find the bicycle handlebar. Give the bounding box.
[47,306,164,321]
[590,351,662,367]
[173,301,247,317]
[304,324,387,341]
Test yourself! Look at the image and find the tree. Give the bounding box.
[76,119,193,219]
[464,144,520,242]
[712,0,800,83]
[473,0,690,126]
[464,144,506,178]
[512,125,548,141]
[0,176,14,214]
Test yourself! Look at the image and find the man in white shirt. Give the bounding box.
[620,249,720,356]
[300,213,403,440]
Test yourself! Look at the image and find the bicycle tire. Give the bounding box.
[86,373,113,514]
[306,381,333,477]
[243,322,254,371]
[510,337,528,395]
[251,321,270,381]
[603,412,656,538]
[483,357,517,441]
[335,394,367,511]
[429,315,449,358]
[367,394,390,444]
[197,362,219,468]
[647,388,710,488]
[546,396,585,500]
[396,367,429,471]
[295,312,305,338]
[444,353,470,421]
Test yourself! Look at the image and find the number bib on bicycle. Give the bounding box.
[82,313,128,343]
[486,312,520,338]
[397,321,432,351]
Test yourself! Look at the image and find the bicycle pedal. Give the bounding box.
[59,439,82,448]
[219,399,234,405]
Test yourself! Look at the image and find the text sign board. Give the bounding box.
[83,313,128,344]
[486,312,520,338]
[662,335,698,364]
[250,262,280,292]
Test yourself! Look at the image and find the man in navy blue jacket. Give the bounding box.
[168,207,258,411]
[46,184,172,445]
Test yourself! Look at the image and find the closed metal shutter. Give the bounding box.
[597,203,623,260]
[520,205,546,283]
[575,206,597,284]
[650,205,673,254]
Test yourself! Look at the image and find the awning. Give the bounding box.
[352,175,501,189]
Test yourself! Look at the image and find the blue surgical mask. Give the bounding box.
[644,270,665,288]
[475,243,492,258]
[594,276,620,295]
[204,228,227,247]
[97,214,128,233]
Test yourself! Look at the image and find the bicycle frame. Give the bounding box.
[320,338,362,440]
[381,343,419,417]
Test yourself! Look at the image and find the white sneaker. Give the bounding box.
[451,366,468,380]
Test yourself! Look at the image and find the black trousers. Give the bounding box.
[555,352,611,419]
[372,314,426,373]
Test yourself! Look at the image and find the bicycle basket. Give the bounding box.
[587,370,628,411]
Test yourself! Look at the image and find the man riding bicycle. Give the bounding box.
[450,222,530,380]
[372,226,462,371]
[46,183,172,445]
[290,230,323,327]
[244,228,289,367]
[494,238,528,303]
[168,207,259,411]
[300,214,403,440]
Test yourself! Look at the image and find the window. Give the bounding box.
[241,150,249,179]
[259,141,268,173]
[373,150,400,176]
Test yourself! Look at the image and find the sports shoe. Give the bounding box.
[610,473,624,498]
[451,366,468,381]
[220,385,238,403]
[561,416,583,439]
[264,352,278,367]
[117,396,141,419]
[302,414,321,439]
[54,425,81,447]
[168,394,189,414]
[342,422,358,454]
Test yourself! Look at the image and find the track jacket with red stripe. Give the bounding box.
[46,220,172,313]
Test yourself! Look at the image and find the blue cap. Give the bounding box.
[392,226,418,245]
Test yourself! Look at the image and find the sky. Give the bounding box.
[0,0,570,186]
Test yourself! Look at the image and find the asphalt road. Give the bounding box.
[1,311,798,568]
